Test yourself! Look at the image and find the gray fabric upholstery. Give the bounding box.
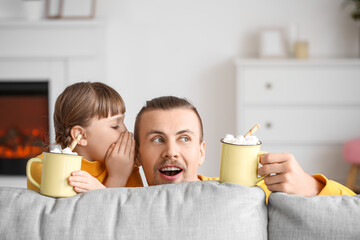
[268,192,360,240]
[0,181,267,240]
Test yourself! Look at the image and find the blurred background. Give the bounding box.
[1,0,360,189]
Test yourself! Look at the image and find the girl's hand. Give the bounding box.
[68,170,106,193]
[104,131,135,187]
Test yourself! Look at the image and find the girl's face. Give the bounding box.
[80,113,127,162]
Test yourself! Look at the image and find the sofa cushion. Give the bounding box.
[268,192,360,240]
[0,181,267,240]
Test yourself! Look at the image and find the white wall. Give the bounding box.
[103,0,359,178]
[0,0,358,180]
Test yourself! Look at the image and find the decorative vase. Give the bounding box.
[22,0,44,21]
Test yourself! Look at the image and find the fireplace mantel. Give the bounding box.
[0,19,106,187]
[0,19,105,142]
[0,19,105,57]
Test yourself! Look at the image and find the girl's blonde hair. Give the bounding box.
[54,82,125,148]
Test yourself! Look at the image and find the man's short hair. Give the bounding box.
[134,96,204,146]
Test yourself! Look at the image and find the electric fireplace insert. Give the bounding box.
[0,81,49,175]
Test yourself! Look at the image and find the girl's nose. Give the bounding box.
[119,123,127,133]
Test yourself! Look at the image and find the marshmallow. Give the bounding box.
[50,146,62,153]
[62,147,78,155]
[222,134,260,146]
[50,145,78,155]
[223,134,235,142]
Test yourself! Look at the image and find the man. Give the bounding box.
[134,96,355,197]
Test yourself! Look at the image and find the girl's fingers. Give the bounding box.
[71,170,87,176]
[115,131,126,153]
[129,139,135,161]
[68,175,90,184]
[105,143,115,161]
[118,131,130,154]
[124,132,133,157]
[73,186,87,193]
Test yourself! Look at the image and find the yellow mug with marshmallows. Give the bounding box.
[220,139,267,187]
[26,152,82,198]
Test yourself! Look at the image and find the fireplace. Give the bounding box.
[0,82,49,175]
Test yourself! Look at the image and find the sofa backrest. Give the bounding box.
[268,192,360,240]
[0,181,267,240]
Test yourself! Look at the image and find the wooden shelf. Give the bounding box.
[0,18,104,28]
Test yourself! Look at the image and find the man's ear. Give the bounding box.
[198,141,205,166]
[134,144,142,167]
[135,153,142,167]
[70,126,87,146]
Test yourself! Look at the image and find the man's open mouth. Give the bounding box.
[159,166,183,176]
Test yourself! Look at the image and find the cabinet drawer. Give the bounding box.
[261,144,346,183]
[240,107,360,143]
[240,67,360,104]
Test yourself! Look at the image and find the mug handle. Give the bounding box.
[256,151,269,183]
[26,157,42,190]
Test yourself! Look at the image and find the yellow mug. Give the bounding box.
[219,139,267,187]
[26,152,82,198]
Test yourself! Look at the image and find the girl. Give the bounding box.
[27,82,143,193]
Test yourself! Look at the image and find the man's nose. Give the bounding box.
[162,140,179,159]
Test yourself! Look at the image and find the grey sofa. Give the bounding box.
[0,181,359,240]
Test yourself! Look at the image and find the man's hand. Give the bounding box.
[68,170,106,193]
[258,153,324,197]
[104,131,135,187]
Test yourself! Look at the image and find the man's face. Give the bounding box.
[137,109,205,186]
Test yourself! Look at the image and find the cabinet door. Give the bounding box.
[240,67,360,104]
[241,107,360,144]
[262,144,347,183]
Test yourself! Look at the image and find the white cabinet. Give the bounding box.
[235,59,360,183]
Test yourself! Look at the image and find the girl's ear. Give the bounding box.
[70,126,87,146]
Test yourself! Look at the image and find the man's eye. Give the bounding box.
[152,137,164,143]
[180,136,190,142]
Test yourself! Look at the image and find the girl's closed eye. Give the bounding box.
[112,125,119,129]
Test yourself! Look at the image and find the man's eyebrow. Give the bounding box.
[146,130,165,136]
[176,129,195,135]
[146,129,195,136]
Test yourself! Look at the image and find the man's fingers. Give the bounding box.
[264,183,287,193]
[260,153,295,165]
[258,162,284,176]
[263,173,286,186]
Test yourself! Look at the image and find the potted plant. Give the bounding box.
[343,0,360,20]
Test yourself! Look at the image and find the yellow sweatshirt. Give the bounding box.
[198,174,355,203]
[27,154,143,191]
